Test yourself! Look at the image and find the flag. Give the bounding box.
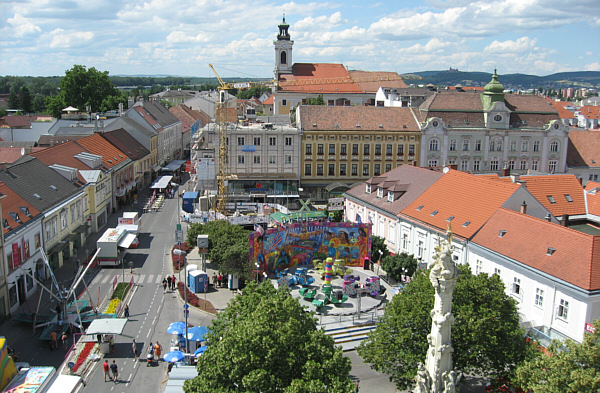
[254,223,264,236]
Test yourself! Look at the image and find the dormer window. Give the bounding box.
[446,216,454,222]
[564,194,573,202]
[19,206,31,217]
[499,230,507,238]
[416,205,424,211]
[9,212,22,223]
[3,218,10,230]
[462,221,471,227]
[377,188,383,198]
[547,196,556,204]
[366,184,371,194]
[387,191,394,202]
[431,210,438,216]
[547,247,556,256]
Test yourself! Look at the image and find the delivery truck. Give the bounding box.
[96,227,136,267]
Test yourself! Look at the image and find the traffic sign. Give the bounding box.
[183,304,189,310]
[176,230,183,242]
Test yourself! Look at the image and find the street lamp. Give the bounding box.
[255,263,260,283]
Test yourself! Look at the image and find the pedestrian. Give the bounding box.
[50,330,57,351]
[132,339,138,360]
[124,304,130,319]
[354,380,360,393]
[171,274,177,290]
[221,273,227,289]
[154,341,162,359]
[109,360,118,382]
[217,273,222,288]
[162,278,167,293]
[212,273,218,288]
[167,275,172,291]
[108,335,114,353]
[61,331,68,349]
[103,360,110,382]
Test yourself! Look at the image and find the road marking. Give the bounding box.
[156,275,162,284]
[146,328,151,338]
[139,275,145,283]
[100,275,111,284]
[127,373,132,386]
[148,274,154,283]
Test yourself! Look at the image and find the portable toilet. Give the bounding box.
[188,270,208,293]
[184,264,198,287]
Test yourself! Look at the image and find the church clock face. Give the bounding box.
[493,114,502,122]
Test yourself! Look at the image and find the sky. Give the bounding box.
[1,0,599,79]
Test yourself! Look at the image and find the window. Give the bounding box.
[473,160,480,171]
[305,144,312,155]
[237,137,245,146]
[254,155,260,164]
[475,260,482,274]
[386,144,392,155]
[397,144,404,155]
[317,164,323,176]
[532,160,538,171]
[329,144,335,155]
[449,139,456,151]
[374,164,380,176]
[460,160,469,171]
[385,164,391,172]
[521,140,529,152]
[494,267,501,276]
[496,140,502,151]
[285,137,292,146]
[475,140,482,151]
[510,140,516,151]
[253,137,261,146]
[512,277,521,296]
[533,141,540,152]
[417,240,424,258]
[535,288,544,307]
[547,195,556,204]
[352,144,359,155]
[508,160,515,170]
[238,155,244,164]
[490,160,499,171]
[489,140,495,151]
[304,164,311,176]
[366,184,371,194]
[520,160,527,170]
[388,191,394,202]
[60,210,68,229]
[269,156,276,164]
[285,156,292,164]
[428,159,438,167]
[409,145,415,155]
[317,144,323,155]
[340,164,346,176]
[341,144,347,155]
[362,164,369,176]
[45,222,51,240]
[565,194,573,202]
[377,188,383,198]
[448,158,456,166]
[494,114,502,122]
[70,205,76,222]
[375,144,381,155]
[402,233,409,250]
[364,144,370,155]
[429,139,439,151]
[328,164,335,176]
[282,99,287,106]
[549,160,557,173]
[351,164,357,176]
[463,139,470,151]
[269,137,276,146]
[557,299,569,320]
[550,140,559,152]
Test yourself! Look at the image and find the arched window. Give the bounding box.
[429,139,439,151]
[550,140,559,152]
[280,51,287,65]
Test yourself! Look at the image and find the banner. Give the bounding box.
[249,222,371,273]
[12,243,21,269]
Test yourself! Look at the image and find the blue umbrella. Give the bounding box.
[187,326,211,342]
[194,346,208,357]
[167,321,190,335]
[163,350,185,363]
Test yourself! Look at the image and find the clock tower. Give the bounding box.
[274,15,293,80]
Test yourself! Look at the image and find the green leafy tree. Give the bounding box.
[0,107,7,117]
[381,252,418,282]
[236,85,270,100]
[184,282,354,393]
[19,86,32,113]
[8,88,18,109]
[370,235,389,264]
[358,265,530,390]
[45,95,65,118]
[187,220,252,279]
[305,94,325,105]
[58,65,126,113]
[32,95,46,113]
[514,319,600,393]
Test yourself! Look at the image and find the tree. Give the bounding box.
[184,282,354,393]
[381,252,418,282]
[370,235,389,264]
[187,220,252,279]
[514,319,600,393]
[0,107,7,117]
[32,95,46,113]
[305,94,325,105]
[8,88,18,109]
[236,85,270,100]
[58,65,126,113]
[357,265,531,390]
[19,86,32,113]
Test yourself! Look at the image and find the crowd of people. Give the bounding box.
[162,274,177,293]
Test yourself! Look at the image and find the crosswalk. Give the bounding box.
[95,273,168,285]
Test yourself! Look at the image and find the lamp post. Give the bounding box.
[255,263,260,283]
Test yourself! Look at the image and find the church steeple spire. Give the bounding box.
[277,14,290,41]
[274,14,294,79]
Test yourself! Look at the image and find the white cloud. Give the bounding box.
[584,62,600,71]
[6,14,41,37]
[49,29,94,48]
[484,37,537,54]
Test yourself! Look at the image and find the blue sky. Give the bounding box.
[1,0,599,78]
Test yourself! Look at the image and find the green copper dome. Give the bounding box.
[484,69,505,94]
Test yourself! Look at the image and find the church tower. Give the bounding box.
[274,15,293,80]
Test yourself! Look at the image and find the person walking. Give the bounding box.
[103,360,110,382]
[154,341,162,360]
[171,274,177,290]
[61,332,68,350]
[217,273,222,288]
[124,304,130,319]
[50,330,57,351]
[162,278,167,293]
[109,360,118,382]
[132,339,138,360]
[167,276,172,291]
[108,335,114,353]
[212,273,218,288]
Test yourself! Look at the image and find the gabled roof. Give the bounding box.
[585,182,600,217]
[298,106,420,131]
[577,105,600,120]
[169,104,210,134]
[0,147,27,164]
[75,134,131,170]
[551,101,576,119]
[345,165,443,215]
[567,130,600,168]
[0,156,80,212]
[262,95,274,105]
[99,128,150,161]
[472,208,600,291]
[132,101,180,131]
[0,181,41,235]
[30,140,99,172]
[400,170,520,239]
[0,115,34,128]
[485,174,586,217]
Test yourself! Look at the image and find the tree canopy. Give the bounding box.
[305,94,325,105]
[514,319,600,393]
[381,252,418,282]
[184,282,354,393]
[187,220,253,279]
[357,265,531,390]
[369,235,389,264]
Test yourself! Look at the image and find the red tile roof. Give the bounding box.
[298,105,420,131]
[472,208,600,291]
[578,106,600,120]
[30,141,95,170]
[0,181,41,234]
[0,147,26,164]
[585,182,600,217]
[551,102,576,119]
[567,130,600,168]
[262,95,274,105]
[75,134,130,169]
[399,170,520,239]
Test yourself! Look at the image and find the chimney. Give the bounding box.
[520,201,527,215]
[546,213,552,222]
[502,167,511,177]
[510,174,520,183]
[562,214,569,227]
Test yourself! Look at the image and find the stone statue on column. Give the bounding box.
[414,226,462,393]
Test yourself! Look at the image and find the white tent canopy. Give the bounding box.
[86,318,128,335]
[118,232,136,249]
[62,106,79,112]
[150,175,173,189]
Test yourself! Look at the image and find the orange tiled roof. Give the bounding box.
[585,181,600,191]
[75,134,129,169]
[399,170,520,239]
[484,174,586,217]
[0,181,41,234]
[472,208,600,291]
[299,105,420,131]
[262,95,274,105]
[0,147,26,164]
[578,105,600,120]
[551,101,576,119]
[585,182,600,216]
[568,130,600,168]
[30,141,95,170]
